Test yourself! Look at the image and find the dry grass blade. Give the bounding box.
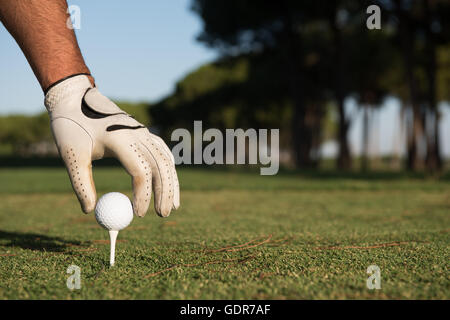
[0,253,17,257]
[206,234,273,253]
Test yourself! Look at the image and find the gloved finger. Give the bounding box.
[147,133,180,210]
[139,131,178,217]
[106,135,152,217]
[51,118,97,213]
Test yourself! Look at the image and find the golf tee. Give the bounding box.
[109,230,119,266]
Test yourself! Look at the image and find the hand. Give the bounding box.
[44,74,180,217]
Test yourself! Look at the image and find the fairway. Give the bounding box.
[0,167,448,299]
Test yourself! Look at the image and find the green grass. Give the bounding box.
[0,167,448,299]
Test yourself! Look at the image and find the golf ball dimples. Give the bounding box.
[95,192,133,231]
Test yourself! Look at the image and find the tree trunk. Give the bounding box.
[423,0,442,172]
[405,106,416,170]
[361,104,370,171]
[394,0,425,171]
[307,102,325,166]
[280,1,314,168]
[329,0,351,170]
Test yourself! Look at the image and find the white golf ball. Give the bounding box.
[95,192,133,231]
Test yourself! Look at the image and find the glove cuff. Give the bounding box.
[44,74,93,112]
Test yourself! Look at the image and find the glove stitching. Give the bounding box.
[139,140,165,214]
[148,137,175,203]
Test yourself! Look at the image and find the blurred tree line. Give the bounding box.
[151,0,450,171]
[0,113,52,156]
[0,0,448,172]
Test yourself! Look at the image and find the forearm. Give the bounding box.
[0,0,94,91]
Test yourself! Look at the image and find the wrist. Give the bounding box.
[86,75,96,88]
[44,72,93,95]
[44,74,93,113]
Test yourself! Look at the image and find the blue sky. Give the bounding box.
[0,0,216,114]
[0,0,448,157]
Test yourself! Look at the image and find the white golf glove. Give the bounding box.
[44,74,180,217]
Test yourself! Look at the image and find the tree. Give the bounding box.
[150,53,294,154]
[191,0,329,168]
[327,0,352,170]
[380,0,450,172]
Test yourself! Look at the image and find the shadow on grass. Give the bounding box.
[0,230,90,252]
